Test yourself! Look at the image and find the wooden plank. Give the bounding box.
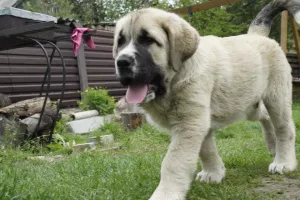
[85,52,113,59]
[88,81,123,88]
[85,45,112,52]
[9,91,80,102]
[293,85,300,92]
[85,59,114,66]
[281,11,289,55]
[7,66,78,74]
[91,37,114,45]
[0,55,77,65]
[6,48,74,58]
[94,30,114,37]
[107,88,127,96]
[87,67,116,74]
[60,99,78,107]
[290,63,300,69]
[0,75,79,83]
[290,16,300,64]
[88,74,118,81]
[171,0,241,15]
[11,83,80,93]
[77,39,89,92]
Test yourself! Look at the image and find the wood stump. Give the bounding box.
[0,93,11,108]
[121,112,145,130]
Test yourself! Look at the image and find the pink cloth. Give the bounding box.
[71,28,96,57]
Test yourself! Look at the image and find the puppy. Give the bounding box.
[113,0,300,199]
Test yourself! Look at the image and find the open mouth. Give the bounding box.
[125,84,157,104]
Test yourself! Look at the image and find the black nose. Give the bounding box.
[117,55,134,68]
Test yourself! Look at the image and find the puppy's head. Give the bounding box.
[113,8,199,104]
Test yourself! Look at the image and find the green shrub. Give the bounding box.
[54,117,72,135]
[78,87,116,115]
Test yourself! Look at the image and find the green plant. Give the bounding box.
[78,87,116,116]
[54,117,72,135]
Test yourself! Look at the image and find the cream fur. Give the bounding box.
[113,8,297,200]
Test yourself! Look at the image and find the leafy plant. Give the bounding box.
[78,87,116,116]
[54,117,72,135]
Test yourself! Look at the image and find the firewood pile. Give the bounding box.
[0,94,59,146]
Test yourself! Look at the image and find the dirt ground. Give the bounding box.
[256,177,300,200]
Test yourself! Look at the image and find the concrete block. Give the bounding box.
[67,116,104,134]
[100,146,120,152]
[88,134,114,145]
[100,134,114,144]
[88,136,98,144]
[103,115,114,122]
[28,155,63,162]
[72,142,96,153]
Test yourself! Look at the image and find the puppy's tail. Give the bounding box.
[248,0,300,37]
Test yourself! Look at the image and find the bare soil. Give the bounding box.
[256,177,300,200]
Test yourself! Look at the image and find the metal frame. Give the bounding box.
[0,21,68,142]
[0,21,57,38]
[45,41,66,142]
[18,37,66,141]
[0,19,96,143]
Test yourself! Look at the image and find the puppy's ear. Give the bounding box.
[161,14,199,71]
[112,33,119,59]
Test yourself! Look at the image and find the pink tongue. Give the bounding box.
[126,84,148,104]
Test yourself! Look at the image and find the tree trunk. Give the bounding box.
[0,97,52,117]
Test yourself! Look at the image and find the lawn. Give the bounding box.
[0,102,299,200]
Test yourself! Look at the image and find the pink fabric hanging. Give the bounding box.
[71,28,96,57]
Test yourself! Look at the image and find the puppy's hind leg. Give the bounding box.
[264,99,297,174]
[263,58,297,174]
[258,103,276,156]
[248,101,276,156]
[196,130,225,183]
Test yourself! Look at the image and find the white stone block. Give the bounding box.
[72,142,96,153]
[67,116,104,134]
[100,134,114,144]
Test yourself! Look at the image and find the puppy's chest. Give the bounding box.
[142,98,171,129]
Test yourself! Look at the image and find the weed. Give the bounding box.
[77,87,116,115]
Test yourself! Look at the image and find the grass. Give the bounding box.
[0,102,299,200]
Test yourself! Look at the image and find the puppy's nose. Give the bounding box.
[117,55,134,68]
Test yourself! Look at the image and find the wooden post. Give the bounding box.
[281,11,289,55]
[290,16,300,63]
[74,22,89,92]
[77,43,88,92]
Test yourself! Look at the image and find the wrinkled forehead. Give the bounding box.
[115,12,166,39]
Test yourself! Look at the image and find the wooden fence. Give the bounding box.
[0,28,299,107]
[0,28,125,107]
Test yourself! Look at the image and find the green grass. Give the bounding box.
[0,102,300,200]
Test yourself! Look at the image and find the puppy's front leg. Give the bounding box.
[150,111,210,200]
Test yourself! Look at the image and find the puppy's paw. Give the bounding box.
[149,189,185,200]
[268,162,297,174]
[195,170,225,183]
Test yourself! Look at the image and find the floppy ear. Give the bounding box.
[161,14,200,71]
[112,33,118,59]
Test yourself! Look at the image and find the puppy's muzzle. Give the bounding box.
[116,54,134,85]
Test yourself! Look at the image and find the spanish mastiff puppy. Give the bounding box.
[113,0,299,199]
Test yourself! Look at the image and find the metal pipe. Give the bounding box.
[28,38,52,138]
[45,41,66,143]
[40,46,56,96]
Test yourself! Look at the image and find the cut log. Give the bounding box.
[0,93,12,108]
[121,112,145,130]
[0,114,27,147]
[0,97,52,117]
[21,107,59,135]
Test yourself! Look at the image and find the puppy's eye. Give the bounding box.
[139,35,156,46]
[118,36,125,47]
